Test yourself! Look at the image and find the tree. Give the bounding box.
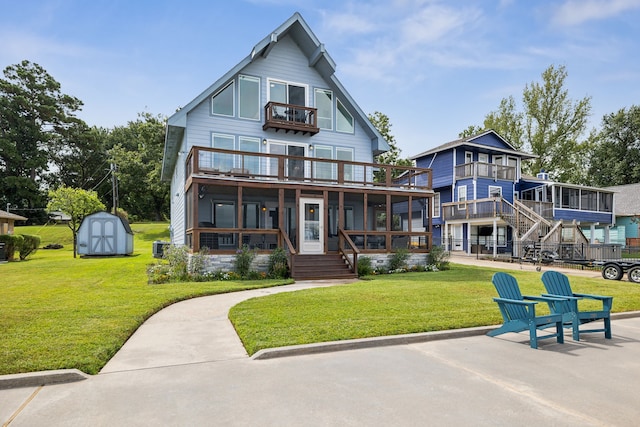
[47,187,105,258]
[47,122,112,198]
[107,113,169,221]
[0,60,83,223]
[461,65,592,183]
[587,105,640,186]
[368,111,412,182]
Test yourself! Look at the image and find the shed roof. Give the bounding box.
[0,209,27,221]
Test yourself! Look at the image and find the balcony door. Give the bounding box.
[299,198,324,254]
[268,141,308,179]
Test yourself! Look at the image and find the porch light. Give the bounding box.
[309,144,314,150]
[261,205,267,212]
[262,138,267,145]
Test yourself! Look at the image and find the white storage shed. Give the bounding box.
[77,211,134,256]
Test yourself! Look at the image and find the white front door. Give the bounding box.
[451,224,463,251]
[299,198,324,254]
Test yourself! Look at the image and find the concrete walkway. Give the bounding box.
[3,262,640,426]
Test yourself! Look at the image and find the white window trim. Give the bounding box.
[465,151,473,164]
[336,98,354,133]
[267,78,309,105]
[211,81,235,117]
[433,192,441,218]
[314,144,334,180]
[336,147,354,180]
[238,75,261,121]
[489,185,502,198]
[314,88,333,130]
[458,185,467,210]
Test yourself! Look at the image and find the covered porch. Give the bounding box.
[183,146,433,274]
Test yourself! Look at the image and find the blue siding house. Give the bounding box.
[161,13,433,278]
[411,130,615,259]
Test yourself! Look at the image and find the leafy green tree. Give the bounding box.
[47,187,105,258]
[0,60,83,223]
[107,113,169,221]
[460,65,592,183]
[48,122,112,199]
[587,106,640,186]
[368,111,412,182]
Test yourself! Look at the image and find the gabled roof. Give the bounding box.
[0,209,27,221]
[162,12,389,180]
[410,129,536,160]
[604,183,640,216]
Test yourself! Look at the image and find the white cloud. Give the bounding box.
[551,0,640,26]
[400,4,482,45]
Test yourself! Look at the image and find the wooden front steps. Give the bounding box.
[292,254,357,280]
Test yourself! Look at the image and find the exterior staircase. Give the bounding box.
[291,254,357,280]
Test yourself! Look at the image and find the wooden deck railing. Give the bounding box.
[263,101,319,135]
[186,146,432,191]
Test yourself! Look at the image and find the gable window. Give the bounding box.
[211,81,234,116]
[239,75,260,120]
[433,192,441,218]
[336,98,354,133]
[315,88,333,130]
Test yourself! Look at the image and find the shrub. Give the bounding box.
[387,248,409,272]
[234,244,256,278]
[162,244,189,281]
[43,243,64,250]
[18,234,41,260]
[0,235,24,261]
[428,245,450,271]
[267,247,289,279]
[188,247,209,279]
[146,263,172,284]
[357,256,374,277]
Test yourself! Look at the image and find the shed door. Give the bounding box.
[90,218,117,255]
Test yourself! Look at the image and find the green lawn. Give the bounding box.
[229,265,640,356]
[0,223,289,375]
[3,224,640,375]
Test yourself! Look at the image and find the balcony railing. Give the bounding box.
[442,197,510,221]
[455,162,516,181]
[263,101,319,135]
[186,146,432,191]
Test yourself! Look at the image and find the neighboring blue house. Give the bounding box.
[410,130,616,259]
[161,13,433,278]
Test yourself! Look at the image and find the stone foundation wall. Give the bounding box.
[198,253,428,274]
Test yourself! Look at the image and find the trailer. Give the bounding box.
[600,261,640,283]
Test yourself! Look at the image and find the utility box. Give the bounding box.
[153,241,170,258]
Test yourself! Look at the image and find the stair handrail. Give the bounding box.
[279,227,297,277]
[499,198,537,234]
[541,221,563,244]
[513,199,552,227]
[338,228,360,273]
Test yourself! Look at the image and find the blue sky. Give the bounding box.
[2,0,640,157]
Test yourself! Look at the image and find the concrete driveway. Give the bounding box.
[2,261,640,426]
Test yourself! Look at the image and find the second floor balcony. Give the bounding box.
[455,162,516,181]
[186,146,432,192]
[263,101,319,135]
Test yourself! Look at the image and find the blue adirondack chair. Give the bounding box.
[488,272,566,349]
[541,270,612,340]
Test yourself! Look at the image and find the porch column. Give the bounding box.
[444,222,449,251]
[493,219,498,258]
[590,224,596,244]
[604,225,611,244]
